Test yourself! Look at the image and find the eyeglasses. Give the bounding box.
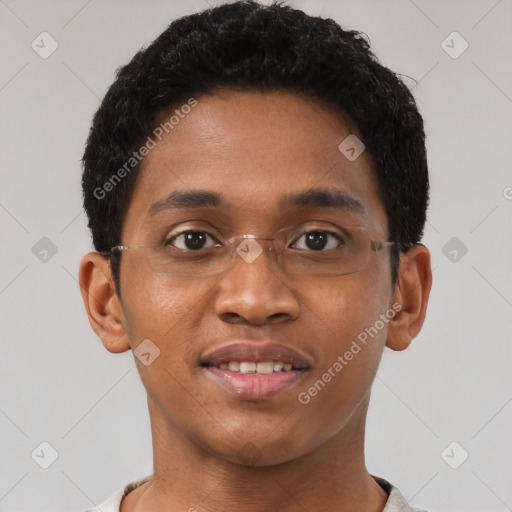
[110,222,401,277]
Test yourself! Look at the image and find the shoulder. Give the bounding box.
[373,475,431,512]
[80,475,152,512]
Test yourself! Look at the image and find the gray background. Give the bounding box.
[1,1,511,511]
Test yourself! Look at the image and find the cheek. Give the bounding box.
[119,269,206,414]
[295,269,392,414]
[120,263,201,349]
[302,266,392,346]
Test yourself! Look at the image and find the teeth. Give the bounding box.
[239,362,257,374]
[256,361,274,374]
[228,361,240,372]
[216,360,297,374]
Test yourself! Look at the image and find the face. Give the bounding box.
[115,90,396,465]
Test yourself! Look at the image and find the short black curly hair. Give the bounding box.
[82,0,428,295]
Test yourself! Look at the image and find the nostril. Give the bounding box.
[222,312,242,322]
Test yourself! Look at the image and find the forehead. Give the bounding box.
[122,89,387,236]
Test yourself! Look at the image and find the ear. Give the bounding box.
[78,252,131,354]
[386,244,432,351]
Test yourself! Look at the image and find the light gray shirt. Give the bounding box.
[82,474,429,512]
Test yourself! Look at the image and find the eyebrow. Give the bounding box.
[148,190,224,215]
[147,188,365,216]
[280,188,365,214]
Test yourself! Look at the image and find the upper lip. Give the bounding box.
[201,342,310,369]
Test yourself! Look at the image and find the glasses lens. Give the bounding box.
[137,226,373,277]
[144,244,231,277]
[279,227,370,276]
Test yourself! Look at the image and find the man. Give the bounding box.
[79,1,432,510]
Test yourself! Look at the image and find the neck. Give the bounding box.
[122,393,388,512]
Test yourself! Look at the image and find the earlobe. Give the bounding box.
[386,245,432,351]
[78,252,131,354]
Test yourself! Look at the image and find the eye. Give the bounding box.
[291,230,345,251]
[165,230,220,251]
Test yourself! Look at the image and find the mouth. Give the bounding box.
[201,342,310,400]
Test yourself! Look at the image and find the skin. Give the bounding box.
[79,90,432,512]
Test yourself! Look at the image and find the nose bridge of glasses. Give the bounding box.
[224,234,286,275]
[226,233,285,255]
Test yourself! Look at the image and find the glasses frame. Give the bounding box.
[107,224,407,278]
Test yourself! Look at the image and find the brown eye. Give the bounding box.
[166,231,218,250]
[291,231,344,251]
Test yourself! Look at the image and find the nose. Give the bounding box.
[213,238,300,325]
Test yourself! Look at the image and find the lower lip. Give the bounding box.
[206,367,307,400]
